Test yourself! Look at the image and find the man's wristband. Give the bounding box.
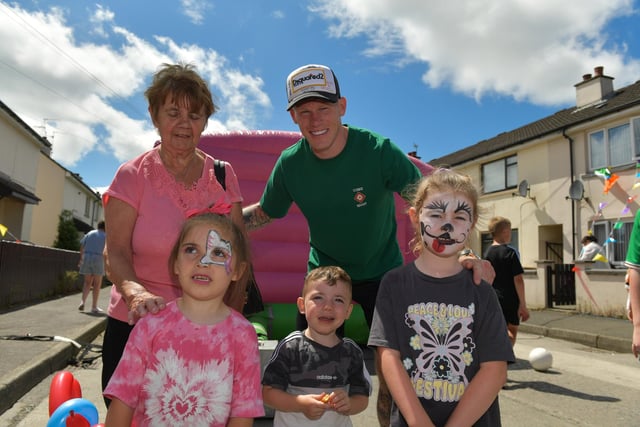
[459,248,480,259]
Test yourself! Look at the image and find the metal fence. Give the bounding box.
[0,241,81,309]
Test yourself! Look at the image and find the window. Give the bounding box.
[482,155,518,193]
[588,117,640,170]
[592,220,633,266]
[84,196,90,217]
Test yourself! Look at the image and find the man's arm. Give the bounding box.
[629,268,640,357]
[459,249,496,285]
[242,203,273,232]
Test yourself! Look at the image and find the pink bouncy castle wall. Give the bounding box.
[198,131,433,303]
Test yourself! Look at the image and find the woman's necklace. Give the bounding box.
[162,151,198,185]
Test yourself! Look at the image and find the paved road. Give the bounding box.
[0,289,636,425]
[2,330,639,426]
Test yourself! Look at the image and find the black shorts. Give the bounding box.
[495,289,521,326]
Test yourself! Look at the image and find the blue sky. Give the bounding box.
[1,0,640,192]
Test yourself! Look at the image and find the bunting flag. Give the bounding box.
[603,196,639,247]
[602,173,619,194]
[592,253,609,264]
[588,203,607,235]
[576,164,637,267]
[593,167,619,194]
[634,159,640,190]
[593,167,612,180]
[0,224,20,242]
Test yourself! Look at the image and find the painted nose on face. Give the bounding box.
[441,223,453,232]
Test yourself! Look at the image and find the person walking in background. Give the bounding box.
[102,63,246,406]
[484,216,530,347]
[368,169,514,426]
[243,63,494,425]
[262,266,371,427]
[104,213,263,426]
[78,220,106,314]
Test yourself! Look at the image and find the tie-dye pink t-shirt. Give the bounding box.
[104,301,264,426]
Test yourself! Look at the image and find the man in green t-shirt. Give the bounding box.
[625,209,640,358]
[243,63,493,426]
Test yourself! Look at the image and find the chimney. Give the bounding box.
[574,66,614,108]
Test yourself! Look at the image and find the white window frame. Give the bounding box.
[482,155,518,194]
[588,117,640,171]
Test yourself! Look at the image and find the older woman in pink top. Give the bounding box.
[101,63,245,406]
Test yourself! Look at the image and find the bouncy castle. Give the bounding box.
[198,131,432,343]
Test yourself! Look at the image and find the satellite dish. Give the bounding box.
[568,180,584,201]
[518,180,529,198]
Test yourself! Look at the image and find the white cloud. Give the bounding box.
[180,0,212,25]
[311,0,640,105]
[0,3,270,169]
[89,4,114,37]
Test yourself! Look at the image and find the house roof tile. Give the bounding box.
[429,79,640,167]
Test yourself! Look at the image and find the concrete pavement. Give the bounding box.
[0,288,634,416]
[0,289,110,415]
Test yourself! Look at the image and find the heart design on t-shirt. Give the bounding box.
[176,401,189,414]
[171,396,196,416]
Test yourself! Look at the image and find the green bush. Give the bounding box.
[53,210,80,250]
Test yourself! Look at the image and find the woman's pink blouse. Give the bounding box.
[103,147,243,322]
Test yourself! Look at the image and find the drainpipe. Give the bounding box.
[92,192,101,226]
[562,128,577,260]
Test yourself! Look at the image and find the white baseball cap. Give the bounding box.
[285,64,341,110]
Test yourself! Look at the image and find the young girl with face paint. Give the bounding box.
[104,213,264,427]
[368,169,515,427]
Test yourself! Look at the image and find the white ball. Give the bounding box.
[529,347,553,371]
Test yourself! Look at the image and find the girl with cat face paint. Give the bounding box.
[418,193,474,256]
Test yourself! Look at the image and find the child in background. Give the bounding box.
[484,216,530,347]
[104,213,264,427]
[262,266,371,427]
[368,169,515,427]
